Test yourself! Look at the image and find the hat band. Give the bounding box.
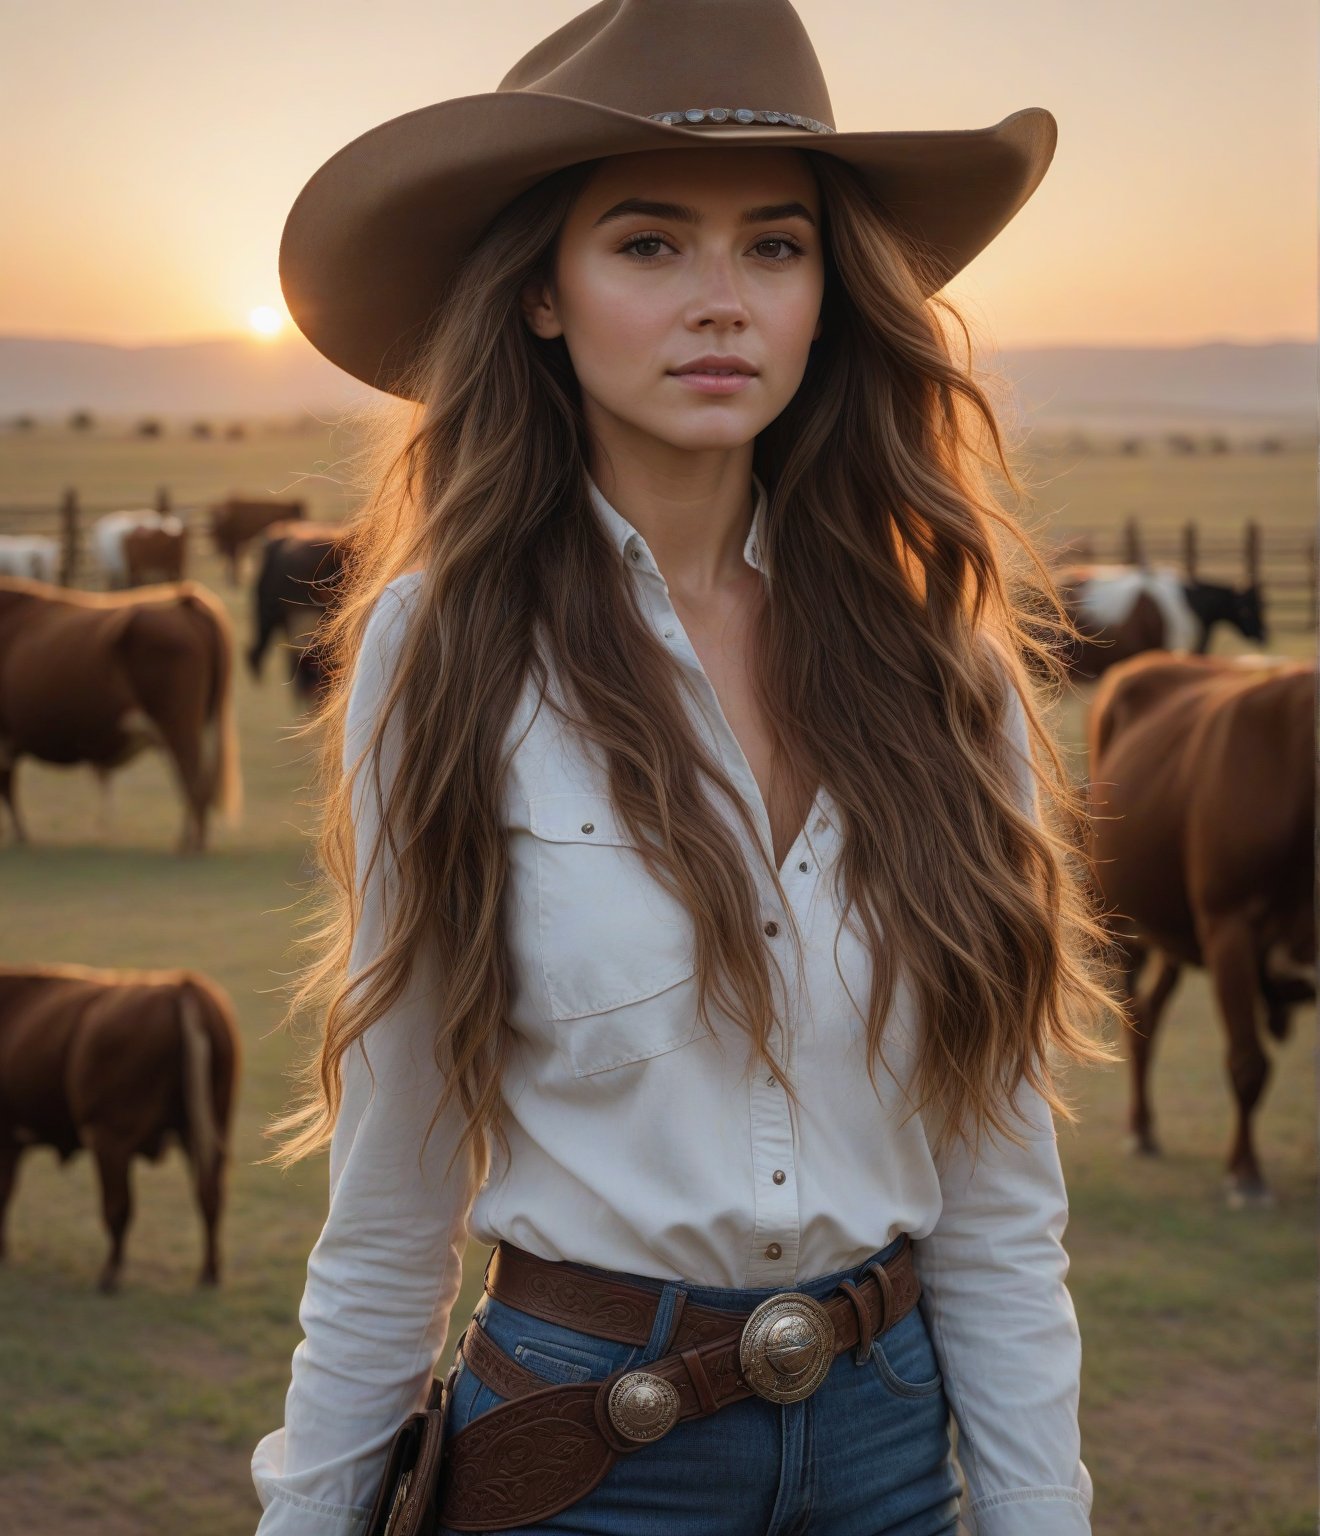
[647,107,835,133]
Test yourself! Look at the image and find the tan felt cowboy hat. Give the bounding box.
[280,0,1057,402]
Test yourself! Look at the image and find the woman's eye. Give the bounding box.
[621,234,670,260]
[753,238,804,261]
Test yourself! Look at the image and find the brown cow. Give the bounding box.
[0,576,242,852]
[208,497,305,584]
[1086,651,1315,1207]
[123,522,188,586]
[0,963,240,1291]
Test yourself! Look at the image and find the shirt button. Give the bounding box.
[766,1075,777,1087]
[629,548,640,561]
[581,822,594,834]
[772,1169,786,1184]
[814,817,826,832]
[763,920,779,937]
[764,1243,782,1260]
[663,628,674,639]
[797,860,808,872]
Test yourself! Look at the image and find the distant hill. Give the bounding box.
[0,334,372,418]
[0,332,1313,431]
[990,340,1315,434]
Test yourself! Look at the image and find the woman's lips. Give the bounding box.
[668,371,756,394]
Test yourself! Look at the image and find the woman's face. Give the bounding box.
[522,147,826,456]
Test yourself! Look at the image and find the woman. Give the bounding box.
[252,3,1123,1534]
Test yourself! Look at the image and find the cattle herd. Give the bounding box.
[0,495,349,1288]
[0,509,1312,1288]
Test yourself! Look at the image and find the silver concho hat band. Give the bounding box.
[648,108,835,133]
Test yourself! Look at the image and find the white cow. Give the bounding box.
[92,510,183,588]
[0,535,60,582]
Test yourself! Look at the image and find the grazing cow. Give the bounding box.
[208,497,305,584]
[248,520,350,699]
[0,576,242,852]
[123,522,187,586]
[92,509,181,589]
[1086,651,1315,1207]
[1057,563,1267,679]
[0,535,59,583]
[0,963,240,1291]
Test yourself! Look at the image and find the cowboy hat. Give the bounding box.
[280,0,1057,402]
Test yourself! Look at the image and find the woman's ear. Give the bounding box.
[520,277,564,340]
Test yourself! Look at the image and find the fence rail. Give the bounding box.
[0,488,206,585]
[1049,514,1316,633]
[2,493,1315,632]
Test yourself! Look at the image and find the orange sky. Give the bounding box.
[4,0,1316,351]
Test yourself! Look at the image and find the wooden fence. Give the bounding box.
[0,487,193,586]
[1048,514,1316,634]
[2,492,1316,633]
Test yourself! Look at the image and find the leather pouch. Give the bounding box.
[363,1376,448,1536]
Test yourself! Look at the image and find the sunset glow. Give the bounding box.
[248,306,284,339]
[4,2,1316,349]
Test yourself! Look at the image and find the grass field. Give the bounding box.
[0,421,1314,1536]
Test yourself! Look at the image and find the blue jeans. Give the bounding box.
[437,1233,963,1536]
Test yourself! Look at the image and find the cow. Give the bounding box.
[0,963,240,1292]
[92,509,182,590]
[0,576,242,853]
[1056,563,1267,679]
[208,497,305,585]
[1085,651,1315,1208]
[0,535,59,583]
[247,520,350,699]
[123,522,187,586]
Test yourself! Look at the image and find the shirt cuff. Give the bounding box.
[963,1468,1093,1536]
[252,1427,371,1536]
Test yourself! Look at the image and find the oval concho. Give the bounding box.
[606,1370,681,1443]
[739,1292,836,1403]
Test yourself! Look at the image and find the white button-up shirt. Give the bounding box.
[251,473,1093,1536]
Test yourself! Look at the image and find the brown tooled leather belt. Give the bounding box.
[435,1234,922,1531]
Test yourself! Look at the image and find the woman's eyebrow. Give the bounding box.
[592,197,817,228]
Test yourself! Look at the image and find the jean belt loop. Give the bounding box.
[641,1280,689,1363]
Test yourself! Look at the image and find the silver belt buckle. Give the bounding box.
[739,1291,835,1404]
[606,1371,682,1444]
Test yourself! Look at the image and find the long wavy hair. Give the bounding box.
[260,148,1125,1190]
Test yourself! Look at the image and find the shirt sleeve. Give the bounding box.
[251,579,482,1536]
[910,676,1094,1536]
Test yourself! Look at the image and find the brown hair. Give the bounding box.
[259,149,1125,1188]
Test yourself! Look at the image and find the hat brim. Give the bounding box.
[279,94,1056,401]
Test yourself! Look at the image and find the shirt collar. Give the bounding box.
[586,472,769,577]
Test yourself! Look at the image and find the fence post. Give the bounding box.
[59,487,79,586]
[1181,520,1198,582]
[1244,519,1261,585]
[1310,530,1318,631]
[1123,515,1143,566]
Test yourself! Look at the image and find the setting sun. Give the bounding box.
[248,304,284,338]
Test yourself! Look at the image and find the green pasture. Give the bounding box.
[0,422,1314,1535]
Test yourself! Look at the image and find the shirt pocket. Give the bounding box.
[528,791,704,1077]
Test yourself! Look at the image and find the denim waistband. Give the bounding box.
[532,1232,910,1314]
